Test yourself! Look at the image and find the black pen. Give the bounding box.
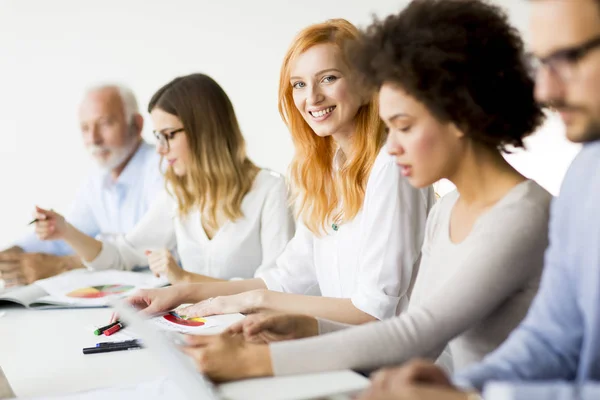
[82,343,143,355]
[97,339,140,348]
[28,209,53,225]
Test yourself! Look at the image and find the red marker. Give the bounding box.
[104,322,124,336]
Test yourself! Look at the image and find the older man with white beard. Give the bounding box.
[0,84,163,287]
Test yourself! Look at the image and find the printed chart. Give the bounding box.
[67,284,135,299]
[162,312,206,327]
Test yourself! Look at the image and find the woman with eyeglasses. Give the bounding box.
[33,73,295,284]
[115,19,434,327]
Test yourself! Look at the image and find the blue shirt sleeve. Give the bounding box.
[483,381,600,400]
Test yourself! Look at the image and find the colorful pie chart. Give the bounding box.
[163,312,206,327]
[66,284,135,299]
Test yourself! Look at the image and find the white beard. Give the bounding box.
[87,136,140,172]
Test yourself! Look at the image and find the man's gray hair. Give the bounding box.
[84,83,140,124]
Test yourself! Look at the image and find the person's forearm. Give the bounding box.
[59,255,85,272]
[258,292,377,324]
[30,254,86,281]
[180,278,267,303]
[62,223,103,262]
[181,272,227,284]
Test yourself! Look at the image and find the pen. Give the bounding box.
[97,340,140,348]
[82,343,143,355]
[104,322,125,336]
[27,208,53,225]
[93,321,120,336]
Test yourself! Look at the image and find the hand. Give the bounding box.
[146,249,188,283]
[0,251,78,287]
[33,206,69,241]
[176,289,268,318]
[112,286,189,322]
[180,333,273,382]
[357,385,471,400]
[227,312,318,343]
[369,360,454,393]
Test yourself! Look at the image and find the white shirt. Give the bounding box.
[259,148,435,320]
[85,170,295,280]
[15,141,163,255]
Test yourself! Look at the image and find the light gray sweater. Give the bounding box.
[270,180,552,375]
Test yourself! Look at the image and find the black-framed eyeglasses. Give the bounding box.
[528,34,600,82]
[153,128,184,151]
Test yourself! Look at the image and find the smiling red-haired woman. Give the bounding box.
[120,19,435,340]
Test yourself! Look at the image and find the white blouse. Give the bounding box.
[85,170,296,280]
[258,148,435,320]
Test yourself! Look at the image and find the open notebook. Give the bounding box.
[0,270,167,309]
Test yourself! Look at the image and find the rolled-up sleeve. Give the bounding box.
[84,191,176,271]
[257,223,318,295]
[350,157,432,320]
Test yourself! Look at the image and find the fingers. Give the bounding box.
[226,319,245,335]
[183,334,220,348]
[0,256,25,286]
[0,251,22,262]
[243,314,277,336]
[125,291,152,311]
[397,359,445,385]
[370,368,398,392]
[0,266,24,280]
[34,205,57,218]
[146,249,170,278]
[147,260,165,278]
[0,259,20,272]
[1,270,26,287]
[34,219,56,240]
[356,387,404,400]
[179,346,214,378]
[176,299,216,318]
[33,206,54,223]
[369,360,451,394]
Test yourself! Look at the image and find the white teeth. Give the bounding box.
[311,106,335,118]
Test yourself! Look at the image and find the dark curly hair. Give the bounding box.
[349,0,545,152]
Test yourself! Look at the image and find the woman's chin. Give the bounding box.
[172,166,186,176]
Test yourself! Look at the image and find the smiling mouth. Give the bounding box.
[309,106,336,118]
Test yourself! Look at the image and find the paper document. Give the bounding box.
[0,270,167,309]
[35,270,168,307]
[150,311,219,334]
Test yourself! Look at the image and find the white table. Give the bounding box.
[0,305,244,398]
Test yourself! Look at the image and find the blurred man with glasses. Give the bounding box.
[0,84,163,287]
[357,0,600,399]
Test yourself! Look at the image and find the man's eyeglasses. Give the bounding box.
[528,35,600,82]
[153,128,184,151]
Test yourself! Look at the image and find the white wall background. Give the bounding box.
[0,0,580,249]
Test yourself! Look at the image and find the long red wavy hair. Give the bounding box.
[279,19,386,235]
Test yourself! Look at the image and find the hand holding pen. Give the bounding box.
[31,206,68,241]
